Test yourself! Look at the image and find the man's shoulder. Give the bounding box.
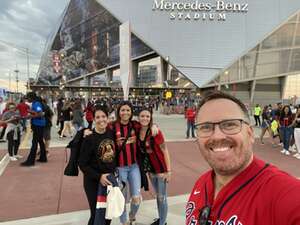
[260,165,300,193]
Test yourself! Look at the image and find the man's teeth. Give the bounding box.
[211,147,232,152]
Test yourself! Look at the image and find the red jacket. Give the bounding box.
[185,108,196,122]
[17,102,30,117]
[186,157,300,225]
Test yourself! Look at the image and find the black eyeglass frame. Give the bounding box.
[195,119,250,138]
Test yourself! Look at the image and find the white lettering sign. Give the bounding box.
[152,0,248,21]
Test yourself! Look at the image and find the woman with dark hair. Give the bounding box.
[112,101,142,225]
[279,105,293,155]
[79,105,116,225]
[138,107,171,225]
[259,105,274,146]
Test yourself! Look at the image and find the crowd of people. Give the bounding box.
[254,102,300,159]
[1,91,300,224]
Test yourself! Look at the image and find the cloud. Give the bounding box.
[0,0,70,87]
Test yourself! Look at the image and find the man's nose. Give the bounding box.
[211,124,226,138]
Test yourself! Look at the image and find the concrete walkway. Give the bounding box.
[0,112,297,225]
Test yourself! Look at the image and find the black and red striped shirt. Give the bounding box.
[112,121,140,167]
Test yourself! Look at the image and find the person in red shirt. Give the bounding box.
[186,91,300,225]
[84,101,94,129]
[185,106,196,138]
[16,98,30,132]
[138,107,171,225]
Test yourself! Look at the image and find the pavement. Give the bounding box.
[0,111,299,225]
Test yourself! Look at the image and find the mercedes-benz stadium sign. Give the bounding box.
[152,0,248,21]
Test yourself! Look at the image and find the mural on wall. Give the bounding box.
[37,0,153,86]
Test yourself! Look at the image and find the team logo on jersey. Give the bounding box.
[187,215,243,225]
[209,215,243,225]
[186,201,195,219]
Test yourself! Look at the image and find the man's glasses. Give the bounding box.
[198,205,211,225]
[195,119,249,138]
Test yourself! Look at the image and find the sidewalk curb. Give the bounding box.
[0,153,9,176]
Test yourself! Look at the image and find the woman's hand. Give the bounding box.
[158,172,171,183]
[151,124,159,136]
[83,129,92,137]
[100,173,112,186]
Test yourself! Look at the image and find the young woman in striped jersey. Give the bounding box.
[112,101,143,225]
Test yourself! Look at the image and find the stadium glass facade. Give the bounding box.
[36,0,196,93]
[35,0,300,103]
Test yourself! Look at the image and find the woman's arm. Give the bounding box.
[160,142,172,182]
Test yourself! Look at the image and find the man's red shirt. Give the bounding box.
[186,157,300,225]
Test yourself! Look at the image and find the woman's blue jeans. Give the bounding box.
[117,163,141,224]
[280,126,293,151]
[150,173,168,225]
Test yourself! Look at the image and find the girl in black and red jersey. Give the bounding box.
[138,107,171,225]
[112,101,142,225]
[279,105,294,155]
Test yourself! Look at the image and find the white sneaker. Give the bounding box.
[14,155,23,159]
[296,155,300,159]
[293,153,300,158]
[285,151,290,155]
[281,149,286,154]
[9,156,17,161]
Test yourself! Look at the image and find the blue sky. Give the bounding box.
[0,0,69,86]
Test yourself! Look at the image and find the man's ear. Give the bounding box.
[247,125,255,144]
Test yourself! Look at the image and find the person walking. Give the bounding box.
[138,107,171,225]
[60,100,74,138]
[259,105,274,146]
[56,98,64,128]
[21,92,47,166]
[186,91,300,225]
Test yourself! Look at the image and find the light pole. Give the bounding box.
[0,40,30,91]
[14,68,19,93]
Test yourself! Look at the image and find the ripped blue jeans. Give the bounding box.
[118,163,141,224]
[150,173,168,225]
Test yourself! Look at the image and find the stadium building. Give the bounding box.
[34,0,300,105]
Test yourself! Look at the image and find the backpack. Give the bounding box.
[64,128,86,176]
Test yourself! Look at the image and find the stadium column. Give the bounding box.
[159,57,168,84]
[250,80,256,105]
[119,21,132,100]
[132,61,138,87]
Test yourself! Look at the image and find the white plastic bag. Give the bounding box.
[105,185,125,220]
